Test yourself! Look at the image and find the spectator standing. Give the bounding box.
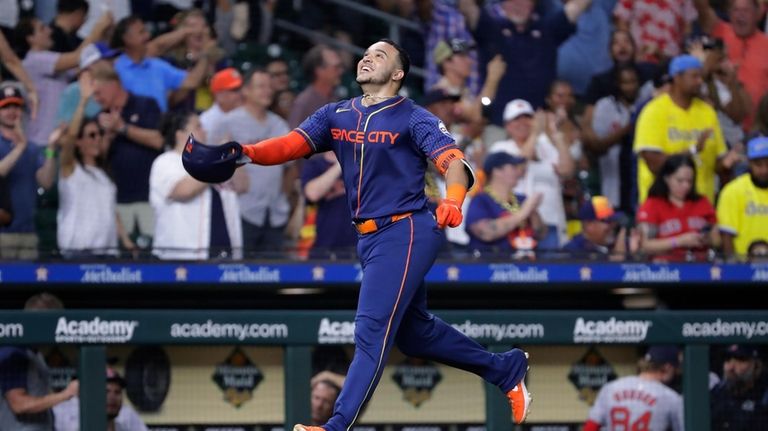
[465,152,543,255]
[690,36,751,149]
[200,67,243,138]
[18,12,112,147]
[636,154,718,262]
[613,0,698,64]
[563,195,637,260]
[110,15,212,112]
[50,0,89,53]
[92,67,164,251]
[590,64,640,209]
[458,0,593,125]
[209,69,291,254]
[425,0,479,95]
[581,29,657,150]
[0,32,39,117]
[0,293,79,430]
[717,136,768,260]
[163,9,227,113]
[490,99,575,248]
[583,346,684,431]
[633,55,729,204]
[556,0,615,98]
[711,344,768,431]
[433,38,506,125]
[55,42,121,126]
[0,83,58,259]
[151,111,244,260]
[695,0,768,129]
[56,74,134,258]
[287,45,344,129]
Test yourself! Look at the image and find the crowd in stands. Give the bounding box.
[1,0,768,262]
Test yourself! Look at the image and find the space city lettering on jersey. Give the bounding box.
[573,317,652,343]
[54,316,139,343]
[330,128,400,145]
[318,317,356,344]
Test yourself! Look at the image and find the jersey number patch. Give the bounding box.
[609,407,652,431]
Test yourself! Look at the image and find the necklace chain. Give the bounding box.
[484,186,520,213]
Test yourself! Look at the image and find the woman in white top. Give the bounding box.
[56,73,134,258]
[150,111,245,260]
[489,99,575,250]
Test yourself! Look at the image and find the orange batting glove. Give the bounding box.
[436,183,467,229]
[436,198,463,228]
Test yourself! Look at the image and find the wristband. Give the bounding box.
[45,148,57,160]
[445,183,468,208]
[118,123,128,135]
[670,237,678,248]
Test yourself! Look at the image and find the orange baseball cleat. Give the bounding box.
[293,425,326,431]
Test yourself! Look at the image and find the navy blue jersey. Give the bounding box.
[297,96,457,220]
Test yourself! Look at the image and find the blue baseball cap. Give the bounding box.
[668,55,703,77]
[645,345,680,366]
[724,344,759,360]
[483,151,526,173]
[747,136,768,160]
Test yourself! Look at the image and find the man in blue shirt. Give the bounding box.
[0,82,57,259]
[458,0,594,125]
[110,15,211,112]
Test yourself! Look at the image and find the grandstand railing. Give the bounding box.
[3,309,768,430]
[0,260,765,284]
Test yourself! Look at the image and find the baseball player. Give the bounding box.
[182,39,531,431]
[584,345,684,431]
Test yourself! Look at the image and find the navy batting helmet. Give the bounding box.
[182,135,245,183]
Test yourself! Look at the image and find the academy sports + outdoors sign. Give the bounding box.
[2,311,768,345]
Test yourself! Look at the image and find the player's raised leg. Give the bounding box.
[395,284,531,423]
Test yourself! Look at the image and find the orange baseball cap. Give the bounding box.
[210,68,243,93]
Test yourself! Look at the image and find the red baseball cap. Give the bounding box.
[210,68,243,93]
[0,83,24,108]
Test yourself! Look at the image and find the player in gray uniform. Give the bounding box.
[584,345,684,431]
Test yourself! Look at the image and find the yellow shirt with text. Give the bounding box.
[633,93,727,203]
[716,174,768,258]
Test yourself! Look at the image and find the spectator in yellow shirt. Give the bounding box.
[717,136,768,260]
[634,54,733,204]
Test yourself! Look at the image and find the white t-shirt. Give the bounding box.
[489,134,567,245]
[592,95,631,206]
[78,1,131,39]
[149,150,243,260]
[199,103,224,140]
[57,164,118,255]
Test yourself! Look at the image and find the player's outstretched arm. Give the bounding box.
[241,130,313,166]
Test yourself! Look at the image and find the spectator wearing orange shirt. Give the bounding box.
[695,0,768,129]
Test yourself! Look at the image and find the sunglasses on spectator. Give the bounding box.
[84,131,104,139]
